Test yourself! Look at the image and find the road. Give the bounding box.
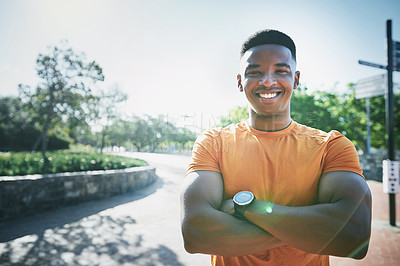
[0,152,210,266]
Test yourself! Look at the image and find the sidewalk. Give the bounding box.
[330,180,400,265]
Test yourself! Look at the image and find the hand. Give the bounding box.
[220,199,234,215]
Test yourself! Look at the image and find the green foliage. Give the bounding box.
[0,150,147,176]
[105,115,197,152]
[217,86,400,153]
[0,96,69,151]
[218,106,249,127]
[292,87,368,150]
[291,87,340,132]
[96,85,128,153]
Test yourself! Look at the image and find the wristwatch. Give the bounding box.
[233,191,255,220]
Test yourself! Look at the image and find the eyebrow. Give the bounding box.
[274,63,291,70]
[245,64,261,71]
[245,63,292,72]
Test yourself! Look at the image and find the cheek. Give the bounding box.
[279,77,295,88]
[242,79,257,89]
[278,74,294,82]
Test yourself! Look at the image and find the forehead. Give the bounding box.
[240,44,295,68]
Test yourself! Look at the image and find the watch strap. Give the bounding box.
[234,203,247,220]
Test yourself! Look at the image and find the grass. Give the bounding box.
[0,150,148,176]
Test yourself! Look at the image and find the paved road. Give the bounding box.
[0,152,210,266]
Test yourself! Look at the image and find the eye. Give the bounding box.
[246,71,262,77]
[276,69,289,75]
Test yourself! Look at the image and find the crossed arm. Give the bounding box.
[180,170,282,257]
[180,170,372,258]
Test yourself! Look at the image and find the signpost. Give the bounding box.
[355,74,400,99]
[358,20,399,226]
[354,74,387,154]
[354,74,400,155]
[354,74,387,99]
[383,160,399,194]
[358,60,386,70]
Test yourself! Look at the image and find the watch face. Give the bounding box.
[233,191,254,205]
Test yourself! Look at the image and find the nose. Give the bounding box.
[259,72,277,87]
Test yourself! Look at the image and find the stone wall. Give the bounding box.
[0,166,157,221]
[359,151,400,181]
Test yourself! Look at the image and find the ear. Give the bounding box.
[293,71,300,89]
[237,74,243,92]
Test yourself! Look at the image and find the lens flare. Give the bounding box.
[348,239,370,258]
[265,202,274,213]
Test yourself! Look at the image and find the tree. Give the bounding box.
[0,96,34,151]
[145,115,168,152]
[18,41,104,166]
[173,127,197,151]
[344,85,400,152]
[105,115,197,153]
[0,96,69,151]
[218,106,248,127]
[217,87,381,153]
[323,85,370,152]
[291,87,341,132]
[130,116,154,152]
[96,84,128,153]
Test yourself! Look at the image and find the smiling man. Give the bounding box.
[180,29,372,266]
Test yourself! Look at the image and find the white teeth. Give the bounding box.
[259,92,278,99]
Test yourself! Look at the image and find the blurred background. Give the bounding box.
[1,2,400,265]
[0,0,399,164]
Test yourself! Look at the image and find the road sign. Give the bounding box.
[358,60,386,70]
[383,160,399,194]
[394,41,400,71]
[394,40,400,50]
[394,51,400,61]
[354,74,387,99]
[355,74,400,99]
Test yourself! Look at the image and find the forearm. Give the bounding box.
[245,199,370,257]
[181,171,283,257]
[182,206,282,257]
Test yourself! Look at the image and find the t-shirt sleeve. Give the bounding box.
[186,129,221,176]
[322,131,364,178]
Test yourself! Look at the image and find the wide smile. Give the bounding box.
[256,91,281,101]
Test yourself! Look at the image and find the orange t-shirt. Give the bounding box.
[187,121,363,266]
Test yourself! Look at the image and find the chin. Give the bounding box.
[252,109,280,118]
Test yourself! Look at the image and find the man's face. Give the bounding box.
[238,44,300,117]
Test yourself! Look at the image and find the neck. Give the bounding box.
[249,111,292,132]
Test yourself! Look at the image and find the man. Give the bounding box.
[180,29,372,265]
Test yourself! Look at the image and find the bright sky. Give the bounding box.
[1,0,400,127]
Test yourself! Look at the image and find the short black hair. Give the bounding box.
[240,29,296,61]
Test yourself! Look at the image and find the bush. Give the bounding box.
[0,151,148,176]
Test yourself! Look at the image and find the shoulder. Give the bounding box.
[188,123,247,175]
[192,122,246,155]
[292,125,364,177]
[291,122,329,138]
[291,122,352,146]
[196,122,247,142]
[290,122,333,146]
[324,130,357,153]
